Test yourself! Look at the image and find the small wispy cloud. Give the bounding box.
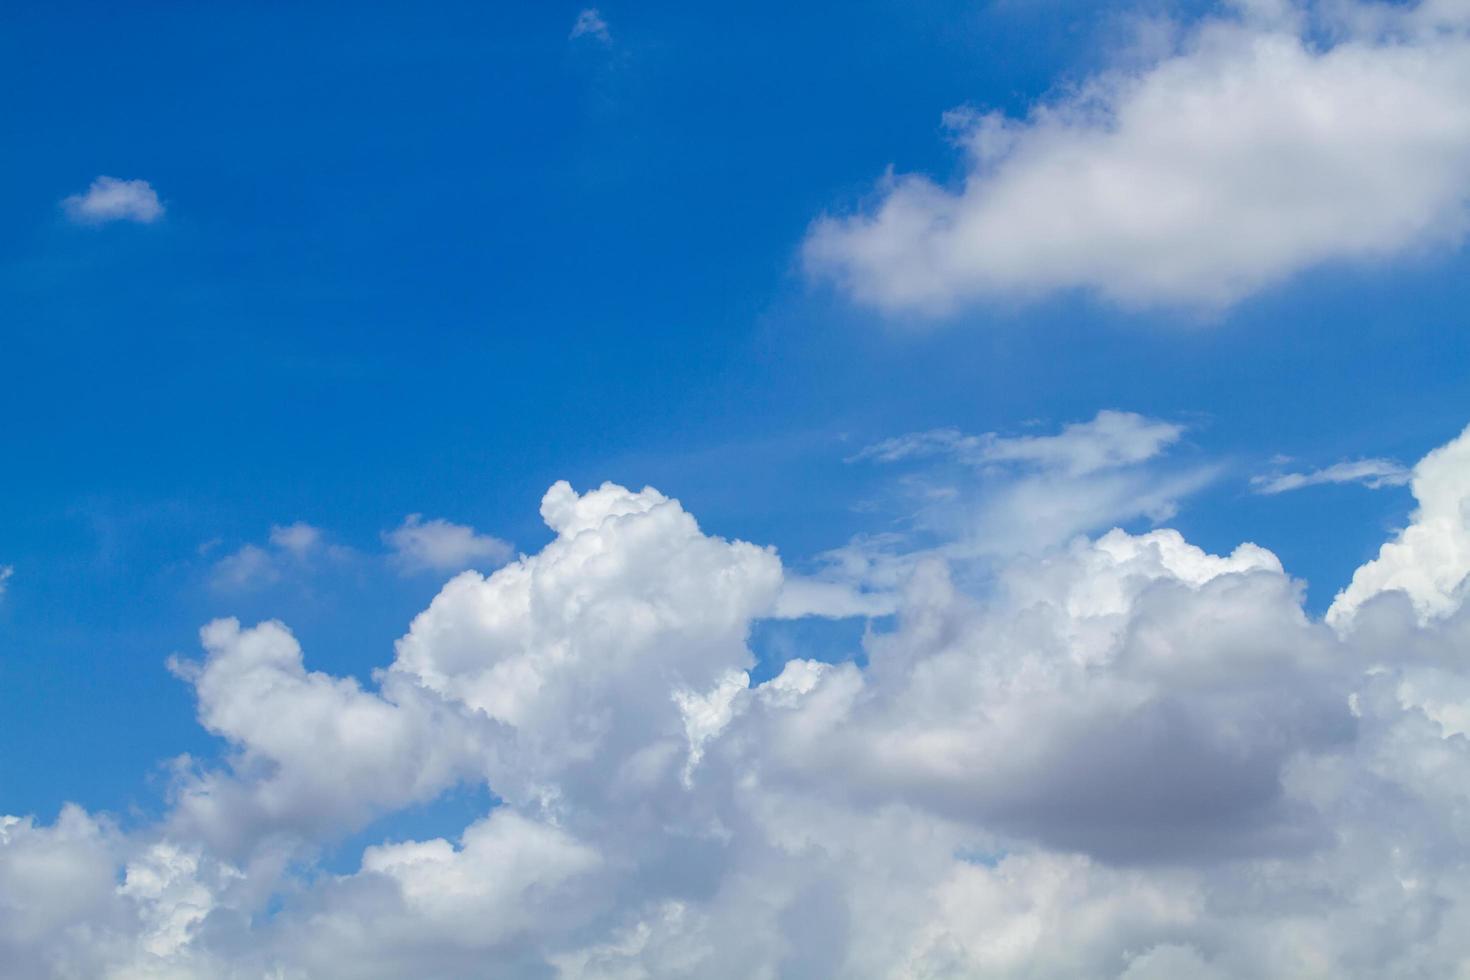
[846,410,1212,566]
[0,565,13,598]
[854,410,1184,477]
[1251,458,1411,495]
[209,522,345,593]
[210,544,279,592]
[62,176,164,225]
[570,7,611,43]
[268,522,325,559]
[384,515,513,575]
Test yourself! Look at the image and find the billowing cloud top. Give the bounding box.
[4,420,1470,976]
[805,0,1470,313]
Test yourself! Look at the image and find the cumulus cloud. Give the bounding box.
[9,420,1470,976]
[1251,457,1411,494]
[805,0,1470,313]
[164,617,485,852]
[61,176,164,225]
[383,514,513,575]
[570,8,610,42]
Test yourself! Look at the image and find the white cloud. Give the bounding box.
[805,0,1470,313]
[164,617,486,852]
[62,176,164,225]
[12,421,1470,975]
[771,574,900,618]
[349,810,600,948]
[672,669,749,784]
[383,514,513,575]
[1251,457,1411,494]
[1328,420,1470,627]
[570,7,611,42]
[387,480,782,807]
[0,565,11,598]
[118,843,225,958]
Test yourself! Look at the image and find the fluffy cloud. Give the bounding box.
[0,564,11,597]
[383,514,512,575]
[1328,419,1470,626]
[1251,457,1411,494]
[9,420,1470,976]
[749,531,1345,862]
[164,617,486,853]
[0,807,123,977]
[805,0,1470,313]
[62,177,164,225]
[389,480,782,807]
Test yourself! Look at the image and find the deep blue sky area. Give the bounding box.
[3,0,1467,826]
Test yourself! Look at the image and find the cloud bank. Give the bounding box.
[7,419,1470,977]
[805,0,1470,313]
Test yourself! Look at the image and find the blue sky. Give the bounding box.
[0,0,1457,803]
[6,2,1470,976]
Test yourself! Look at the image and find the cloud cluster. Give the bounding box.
[7,418,1470,977]
[805,0,1470,313]
[62,177,164,225]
